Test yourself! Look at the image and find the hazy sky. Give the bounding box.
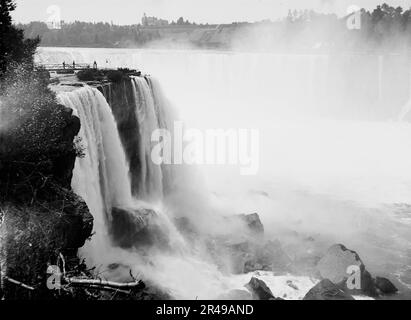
[12,0,411,25]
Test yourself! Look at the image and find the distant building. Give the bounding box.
[142,13,169,27]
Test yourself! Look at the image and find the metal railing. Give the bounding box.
[36,63,92,71]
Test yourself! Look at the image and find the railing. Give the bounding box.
[36,63,92,71]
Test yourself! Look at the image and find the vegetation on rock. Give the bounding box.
[0,1,92,299]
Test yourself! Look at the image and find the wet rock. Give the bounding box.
[375,277,398,295]
[52,108,81,188]
[224,213,264,240]
[303,279,355,300]
[174,217,197,240]
[317,244,378,297]
[317,244,364,284]
[237,213,264,237]
[245,277,278,300]
[57,189,94,249]
[360,270,378,297]
[218,289,253,300]
[111,207,169,249]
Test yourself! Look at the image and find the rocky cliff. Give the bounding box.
[0,104,93,299]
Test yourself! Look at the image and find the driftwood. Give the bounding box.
[3,252,143,297]
[57,253,144,291]
[4,276,35,291]
[63,277,144,289]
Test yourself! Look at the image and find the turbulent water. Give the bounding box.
[43,47,411,299]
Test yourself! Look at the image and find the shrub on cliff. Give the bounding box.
[0,0,38,79]
[106,70,126,83]
[76,69,103,82]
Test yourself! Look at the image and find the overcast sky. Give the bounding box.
[12,0,411,25]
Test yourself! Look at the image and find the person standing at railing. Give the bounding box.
[73,61,75,69]
[62,61,65,69]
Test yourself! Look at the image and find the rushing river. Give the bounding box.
[38,47,411,299]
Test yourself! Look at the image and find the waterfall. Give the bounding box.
[57,86,133,264]
[398,66,411,121]
[130,76,165,201]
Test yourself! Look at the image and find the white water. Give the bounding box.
[45,47,411,298]
[131,76,164,201]
[57,86,133,265]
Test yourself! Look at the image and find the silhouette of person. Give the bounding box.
[62,61,66,69]
[93,61,97,69]
[73,61,76,69]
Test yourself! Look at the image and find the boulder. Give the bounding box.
[237,213,264,237]
[303,279,355,300]
[245,277,278,300]
[317,244,378,297]
[375,277,398,295]
[57,189,94,249]
[317,244,364,284]
[360,270,378,297]
[111,207,169,249]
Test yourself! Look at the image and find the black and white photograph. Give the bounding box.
[1,0,411,309]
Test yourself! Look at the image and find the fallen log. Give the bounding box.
[4,276,35,291]
[63,277,144,289]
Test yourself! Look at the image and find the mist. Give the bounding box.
[26,3,411,298]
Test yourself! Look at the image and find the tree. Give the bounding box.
[0,0,38,78]
[1,1,80,194]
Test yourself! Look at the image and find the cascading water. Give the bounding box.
[130,76,164,201]
[57,86,133,264]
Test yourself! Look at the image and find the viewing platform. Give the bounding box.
[36,63,93,74]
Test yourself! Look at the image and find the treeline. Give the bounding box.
[18,21,161,47]
[280,4,411,52]
[17,3,411,51]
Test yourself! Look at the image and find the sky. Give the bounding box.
[12,0,411,25]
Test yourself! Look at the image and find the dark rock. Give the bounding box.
[111,207,169,249]
[360,270,378,297]
[174,217,197,240]
[375,277,398,295]
[303,279,355,300]
[52,107,81,188]
[245,277,277,300]
[237,213,264,237]
[57,189,94,249]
